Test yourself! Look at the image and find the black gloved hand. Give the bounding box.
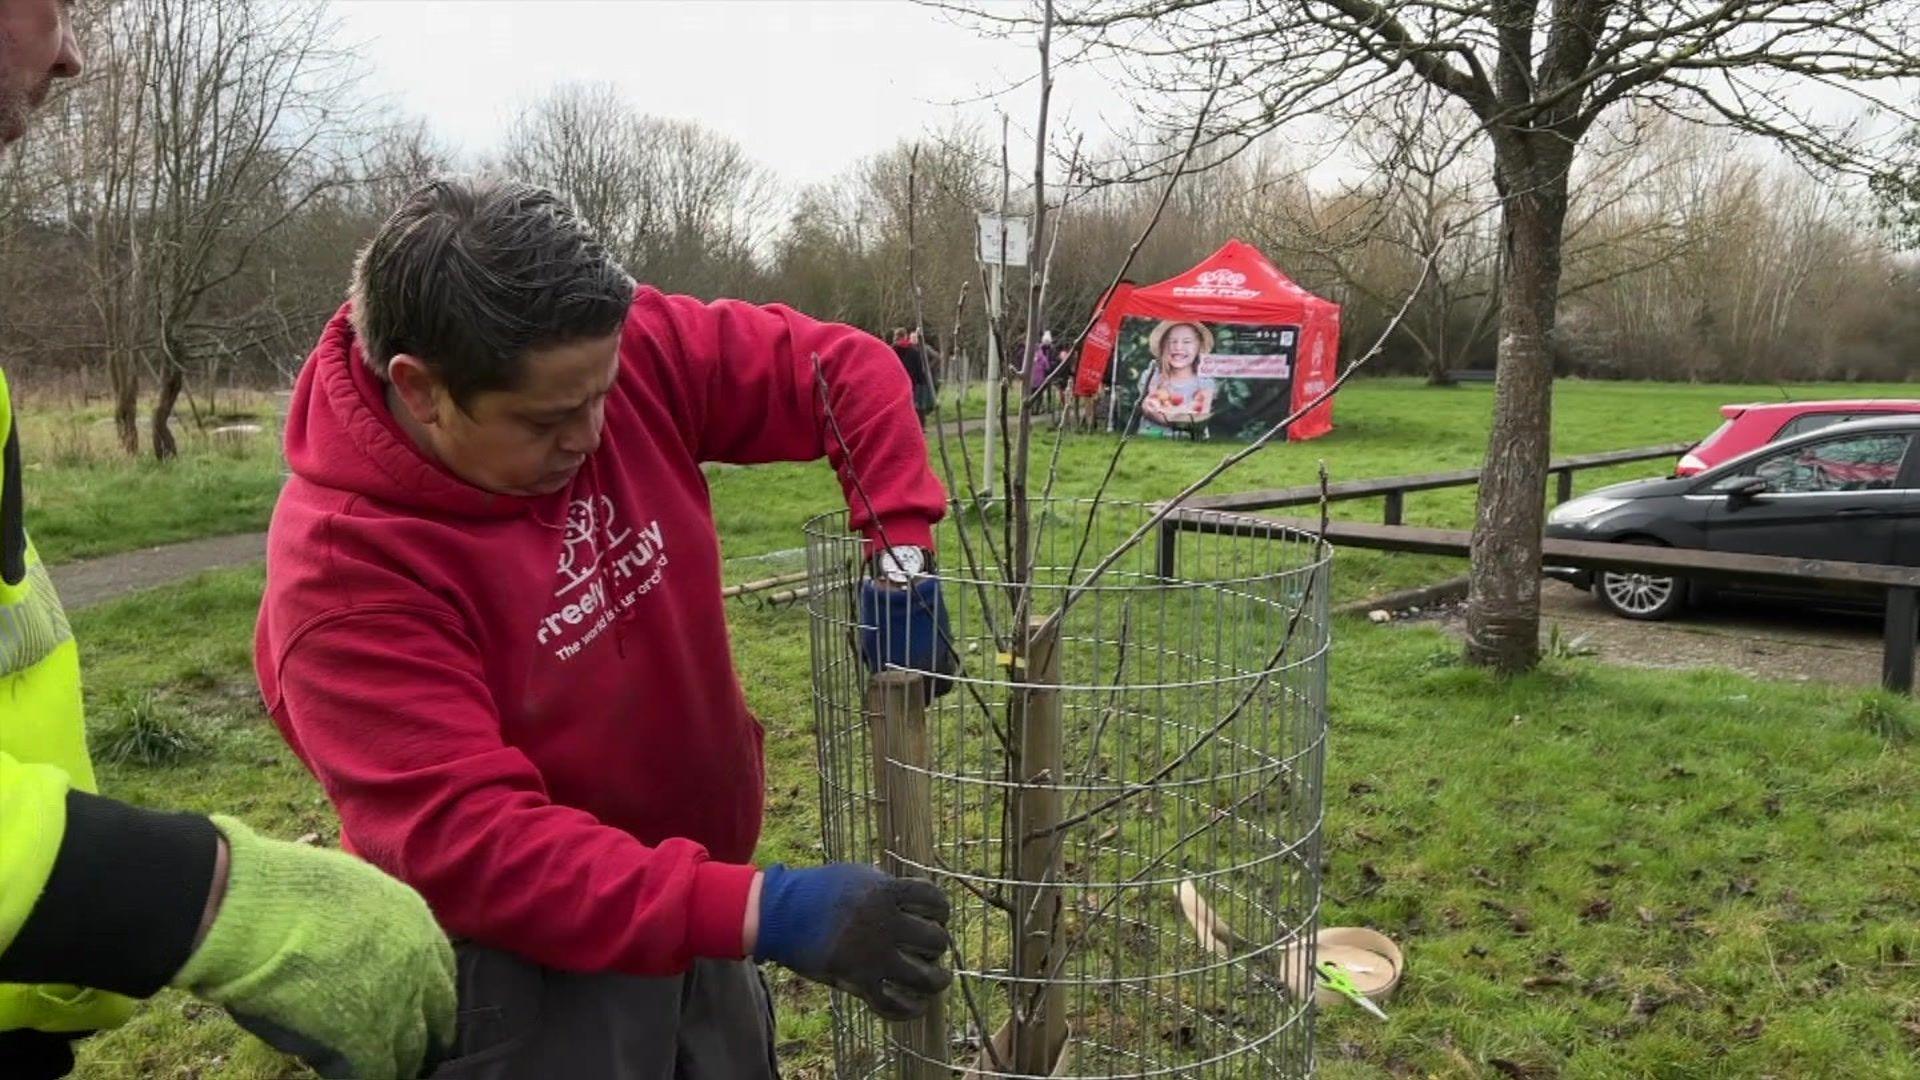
[752,863,953,1021]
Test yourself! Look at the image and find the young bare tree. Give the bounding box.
[963,0,1920,672]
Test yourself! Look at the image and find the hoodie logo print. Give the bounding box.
[538,495,669,659]
[556,495,631,597]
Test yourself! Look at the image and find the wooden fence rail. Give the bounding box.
[1155,441,1920,693]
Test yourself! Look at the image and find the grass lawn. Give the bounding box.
[19,394,285,563]
[67,566,1920,1078]
[22,375,1920,569]
[705,376,1920,602]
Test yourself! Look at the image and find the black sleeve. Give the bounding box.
[0,791,218,996]
[3,404,25,586]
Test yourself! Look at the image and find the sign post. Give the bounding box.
[976,213,1029,501]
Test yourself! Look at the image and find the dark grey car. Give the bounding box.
[1544,415,1920,619]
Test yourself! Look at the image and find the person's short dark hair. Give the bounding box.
[350,177,636,409]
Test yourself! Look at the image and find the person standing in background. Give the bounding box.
[1029,330,1059,413]
[893,326,937,428]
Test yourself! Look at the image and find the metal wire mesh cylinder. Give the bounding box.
[804,500,1331,1079]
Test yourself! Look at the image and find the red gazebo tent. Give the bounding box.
[1072,239,1342,441]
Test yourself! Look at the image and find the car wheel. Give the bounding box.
[1593,541,1686,621]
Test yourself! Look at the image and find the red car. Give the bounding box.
[1676,400,1920,476]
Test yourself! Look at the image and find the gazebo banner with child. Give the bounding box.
[1087,239,1342,441]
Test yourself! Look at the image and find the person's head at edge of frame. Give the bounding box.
[0,0,84,148]
[352,176,638,499]
[1149,320,1212,382]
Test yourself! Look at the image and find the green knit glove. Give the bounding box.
[169,817,456,1079]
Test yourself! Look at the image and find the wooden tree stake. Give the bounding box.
[866,670,948,1078]
[1010,616,1067,1075]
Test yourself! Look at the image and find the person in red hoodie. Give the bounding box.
[255,177,955,1077]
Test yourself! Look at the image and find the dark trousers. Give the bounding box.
[433,944,780,1080]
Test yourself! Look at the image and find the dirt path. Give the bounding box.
[52,532,267,611]
[1412,580,1891,689]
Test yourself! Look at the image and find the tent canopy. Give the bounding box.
[1124,238,1341,325]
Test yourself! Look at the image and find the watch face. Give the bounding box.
[879,546,924,582]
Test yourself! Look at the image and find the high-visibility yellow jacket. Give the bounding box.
[0,368,135,1034]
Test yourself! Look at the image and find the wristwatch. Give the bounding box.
[872,545,933,585]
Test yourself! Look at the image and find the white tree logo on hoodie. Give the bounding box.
[538,494,670,659]
[555,495,631,596]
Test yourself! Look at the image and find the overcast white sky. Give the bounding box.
[327,0,1905,210]
[328,0,1109,189]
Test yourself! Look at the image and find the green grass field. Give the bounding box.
[19,393,284,563]
[66,567,1920,1077]
[703,377,1920,603]
[25,376,1920,567]
[32,374,1920,1076]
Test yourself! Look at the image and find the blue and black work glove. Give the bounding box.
[754,863,953,1021]
[858,574,957,699]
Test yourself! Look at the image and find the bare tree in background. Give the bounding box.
[966,0,1920,672]
[502,83,655,263]
[30,0,153,451]
[502,84,777,294]
[639,118,779,292]
[145,0,366,457]
[356,118,459,217]
[1872,122,1920,248]
[774,129,993,337]
[1236,94,1506,385]
[37,0,365,456]
[1356,99,1504,387]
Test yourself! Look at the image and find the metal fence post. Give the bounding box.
[1884,587,1917,694]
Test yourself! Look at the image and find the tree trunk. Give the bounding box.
[151,361,183,460]
[111,354,140,456]
[1426,296,1455,385]
[1464,155,1570,673]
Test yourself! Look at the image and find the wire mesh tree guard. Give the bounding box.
[805,499,1332,1079]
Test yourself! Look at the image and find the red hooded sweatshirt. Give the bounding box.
[255,288,945,975]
